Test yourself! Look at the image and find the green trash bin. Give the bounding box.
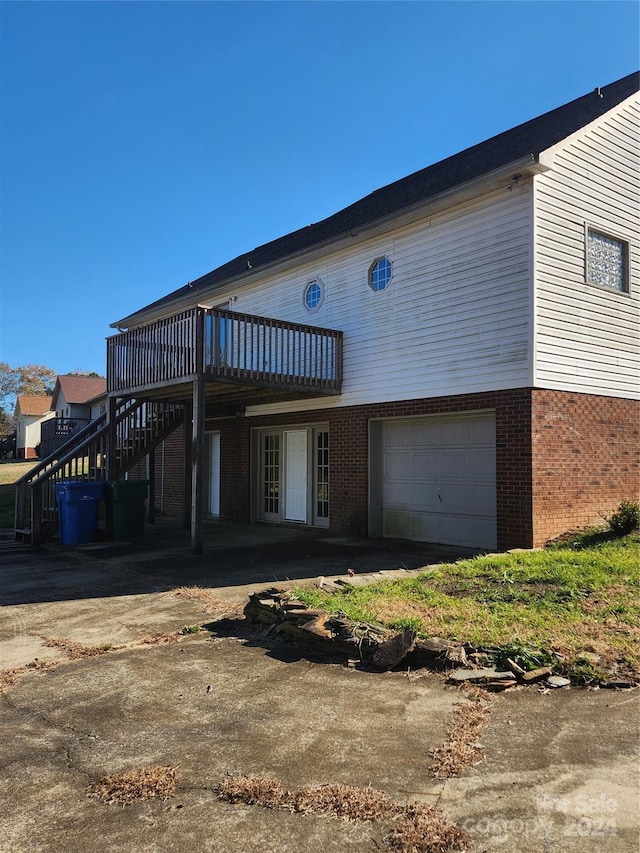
[106,480,149,540]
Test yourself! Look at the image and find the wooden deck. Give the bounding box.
[107,306,343,402]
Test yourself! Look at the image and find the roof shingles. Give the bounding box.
[16,396,53,416]
[115,71,639,326]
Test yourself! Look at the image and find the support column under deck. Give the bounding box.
[190,308,206,555]
[191,376,205,555]
[106,395,118,482]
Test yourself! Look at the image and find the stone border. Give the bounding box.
[243,583,636,691]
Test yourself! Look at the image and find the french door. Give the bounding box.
[257,425,329,527]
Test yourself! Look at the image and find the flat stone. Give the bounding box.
[521,666,553,683]
[448,668,516,683]
[546,675,571,688]
[371,629,416,671]
[505,657,526,676]
[300,616,333,639]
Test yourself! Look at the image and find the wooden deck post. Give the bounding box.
[106,395,118,481]
[191,376,205,555]
[190,308,205,555]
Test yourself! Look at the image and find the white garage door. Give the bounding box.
[379,412,496,549]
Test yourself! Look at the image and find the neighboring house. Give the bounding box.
[39,376,107,458]
[51,375,107,420]
[14,396,54,459]
[107,72,639,553]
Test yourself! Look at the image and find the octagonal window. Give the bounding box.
[304,279,324,311]
[369,257,392,292]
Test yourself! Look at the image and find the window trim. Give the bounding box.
[303,278,324,312]
[368,256,393,292]
[584,223,630,295]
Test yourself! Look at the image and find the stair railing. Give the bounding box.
[15,399,183,543]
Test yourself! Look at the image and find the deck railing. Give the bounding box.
[40,417,91,458]
[15,400,184,544]
[107,307,342,396]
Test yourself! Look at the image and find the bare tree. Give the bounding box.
[0,362,57,431]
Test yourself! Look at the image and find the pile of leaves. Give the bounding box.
[87,765,178,806]
[216,775,471,852]
[430,695,490,780]
[43,637,110,659]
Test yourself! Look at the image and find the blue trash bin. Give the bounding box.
[55,481,105,545]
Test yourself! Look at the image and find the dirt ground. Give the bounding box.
[1,521,638,852]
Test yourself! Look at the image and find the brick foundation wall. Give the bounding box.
[17,447,38,460]
[154,427,186,517]
[531,391,639,546]
[126,426,185,518]
[211,389,534,551]
[153,388,638,551]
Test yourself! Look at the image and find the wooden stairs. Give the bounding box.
[14,399,184,544]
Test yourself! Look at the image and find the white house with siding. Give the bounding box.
[14,396,55,459]
[106,72,639,553]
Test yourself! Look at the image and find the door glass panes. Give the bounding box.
[315,430,329,519]
[263,434,280,514]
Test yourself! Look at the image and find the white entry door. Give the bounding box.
[208,431,220,517]
[284,430,307,522]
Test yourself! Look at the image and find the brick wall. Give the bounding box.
[126,426,185,518]
[531,391,639,545]
[214,389,534,550]
[154,388,638,551]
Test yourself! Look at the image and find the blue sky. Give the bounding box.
[0,1,638,377]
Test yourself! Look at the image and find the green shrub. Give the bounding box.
[607,500,640,535]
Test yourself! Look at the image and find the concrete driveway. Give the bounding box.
[1,521,638,852]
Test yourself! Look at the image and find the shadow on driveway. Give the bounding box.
[0,517,482,607]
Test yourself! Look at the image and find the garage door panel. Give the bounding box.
[384,422,409,447]
[384,452,410,476]
[383,482,410,506]
[412,452,438,476]
[408,483,438,511]
[379,413,496,549]
[410,421,440,446]
[440,419,472,445]
[438,451,469,478]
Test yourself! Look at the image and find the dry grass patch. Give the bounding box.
[87,765,178,806]
[295,783,395,821]
[43,637,110,659]
[138,630,183,645]
[215,775,471,852]
[0,658,59,690]
[172,586,243,616]
[430,697,490,781]
[385,804,472,853]
[215,775,291,809]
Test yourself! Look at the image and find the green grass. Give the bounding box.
[297,531,640,683]
[0,461,37,528]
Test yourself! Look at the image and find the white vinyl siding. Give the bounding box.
[229,185,532,416]
[534,97,640,398]
[16,412,55,453]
